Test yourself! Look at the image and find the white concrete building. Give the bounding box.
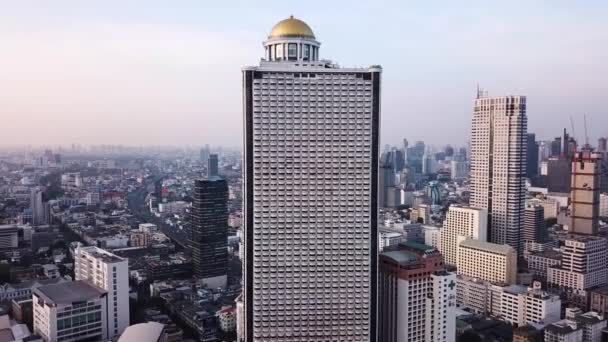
[74,246,129,338]
[242,16,380,342]
[544,319,583,342]
[33,280,108,342]
[423,225,441,250]
[457,239,517,284]
[439,206,487,266]
[547,235,608,295]
[600,193,608,218]
[470,92,527,255]
[457,277,561,327]
[425,271,457,342]
[379,231,403,252]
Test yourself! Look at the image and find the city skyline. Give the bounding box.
[2,1,608,147]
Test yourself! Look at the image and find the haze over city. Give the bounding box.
[2,0,607,147]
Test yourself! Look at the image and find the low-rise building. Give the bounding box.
[33,280,108,341]
[457,239,517,284]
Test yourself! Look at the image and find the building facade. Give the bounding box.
[378,242,455,342]
[439,206,487,266]
[190,178,228,288]
[242,16,380,341]
[522,204,546,245]
[569,150,601,235]
[457,239,517,284]
[74,246,129,338]
[470,93,527,254]
[547,235,608,296]
[33,280,108,342]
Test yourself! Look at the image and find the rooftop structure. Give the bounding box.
[33,280,106,305]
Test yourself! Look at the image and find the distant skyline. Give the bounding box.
[2,1,607,147]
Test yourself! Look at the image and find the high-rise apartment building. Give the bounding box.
[242,16,380,341]
[30,187,48,226]
[208,154,219,178]
[569,150,601,235]
[457,239,517,284]
[470,92,527,255]
[190,178,228,288]
[74,246,129,337]
[378,242,456,342]
[439,205,487,266]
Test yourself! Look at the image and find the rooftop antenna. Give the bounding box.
[569,116,576,143]
[584,114,590,147]
[476,84,484,99]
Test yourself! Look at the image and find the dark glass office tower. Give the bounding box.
[190,178,228,288]
[208,154,219,178]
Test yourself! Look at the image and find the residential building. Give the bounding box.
[378,242,455,342]
[33,280,108,342]
[470,92,527,255]
[456,277,561,327]
[547,235,608,296]
[439,205,487,266]
[242,16,380,342]
[600,193,608,217]
[190,178,228,288]
[525,249,561,281]
[590,286,608,317]
[457,239,517,284]
[561,309,607,342]
[423,225,441,250]
[450,160,468,180]
[544,319,583,342]
[74,246,129,337]
[570,150,602,235]
[378,231,403,252]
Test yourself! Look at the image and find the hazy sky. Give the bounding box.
[1,1,607,148]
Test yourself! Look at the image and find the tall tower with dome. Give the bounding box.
[241,16,381,341]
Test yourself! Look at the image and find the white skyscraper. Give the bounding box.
[439,205,487,266]
[242,16,380,341]
[74,246,130,338]
[470,91,527,254]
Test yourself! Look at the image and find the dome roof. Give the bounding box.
[269,16,315,39]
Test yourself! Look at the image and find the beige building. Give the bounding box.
[439,206,487,266]
[470,93,527,255]
[457,239,517,284]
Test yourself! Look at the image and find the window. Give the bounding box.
[288,44,297,60]
[302,45,310,60]
[276,44,284,60]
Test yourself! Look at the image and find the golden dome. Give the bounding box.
[268,16,315,39]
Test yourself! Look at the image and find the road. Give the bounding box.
[126,175,188,249]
